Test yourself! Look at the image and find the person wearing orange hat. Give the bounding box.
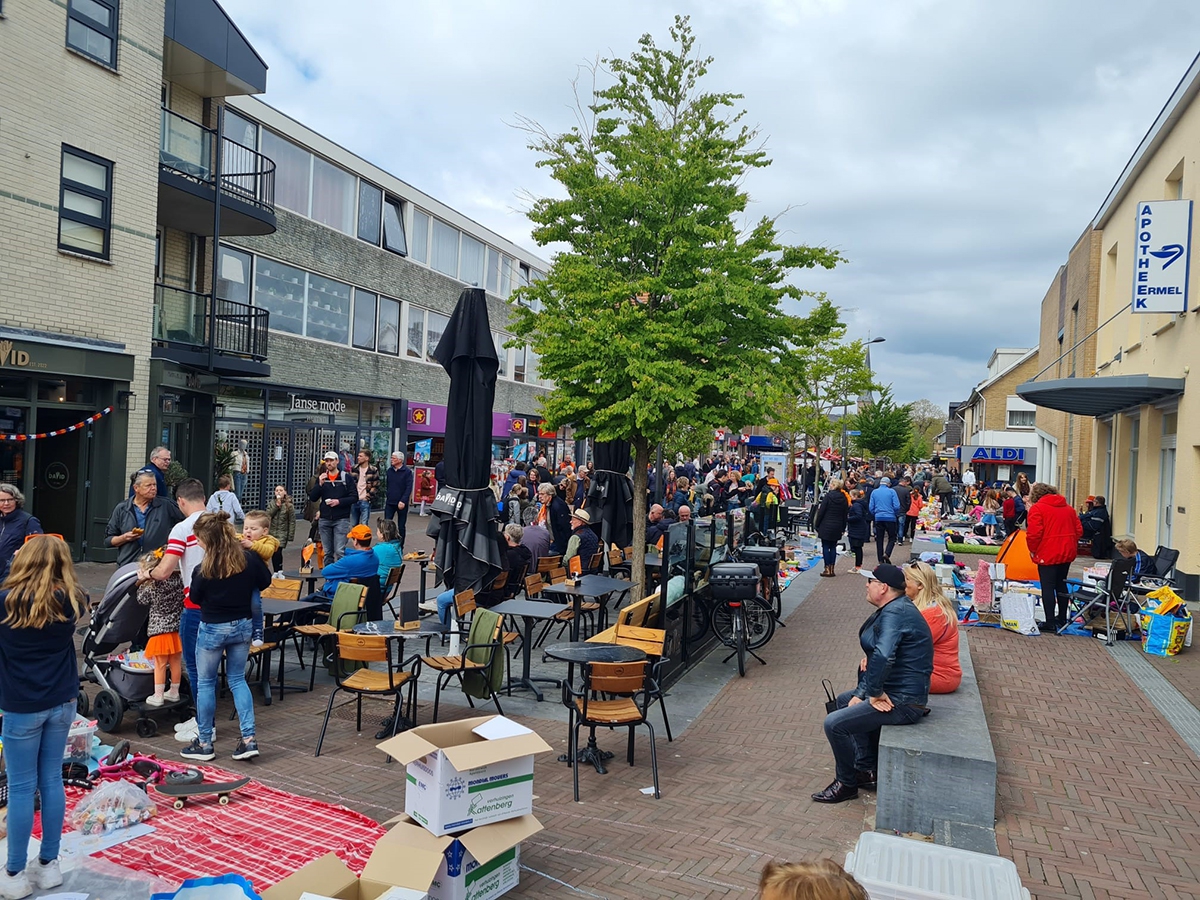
[307,523,378,602]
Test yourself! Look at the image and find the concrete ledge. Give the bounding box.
[876,634,997,847]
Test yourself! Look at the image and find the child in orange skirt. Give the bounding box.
[137,550,185,706]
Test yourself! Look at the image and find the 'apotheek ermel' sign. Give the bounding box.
[289,394,347,414]
[1133,199,1192,313]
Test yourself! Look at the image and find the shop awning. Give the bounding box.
[1016,374,1185,417]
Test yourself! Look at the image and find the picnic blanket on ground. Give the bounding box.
[38,764,385,892]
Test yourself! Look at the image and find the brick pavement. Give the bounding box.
[74,524,1200,899]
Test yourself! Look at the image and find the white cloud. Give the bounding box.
[220,0,1200,409]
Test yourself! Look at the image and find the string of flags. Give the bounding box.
[0,406,114,441]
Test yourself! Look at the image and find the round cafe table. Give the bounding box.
[544,642,647,774]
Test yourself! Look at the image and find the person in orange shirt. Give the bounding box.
[902,561,961,693]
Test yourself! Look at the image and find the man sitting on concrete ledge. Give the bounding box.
[813,564,933,804]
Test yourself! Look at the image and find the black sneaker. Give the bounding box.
[180,739,215,761]
[231,738,260,760]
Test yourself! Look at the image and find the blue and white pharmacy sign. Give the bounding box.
[1133,199,1192,313]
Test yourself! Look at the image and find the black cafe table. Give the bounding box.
[283,571,323,596]
[542,575,636,640]
[259,598,327,703]
[352,618,449,655]
[487,599,570,701]
[543,642,647,774]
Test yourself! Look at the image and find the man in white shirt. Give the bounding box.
[961,468,976,488]
[141,478,209,741]
[231,439,250,499]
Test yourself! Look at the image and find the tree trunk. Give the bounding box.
[630,435,650,603]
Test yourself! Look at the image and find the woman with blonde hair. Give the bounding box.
[181,513,271,764]
[759,859,867,900]
[904,561,961,693]
[0,535,88,895]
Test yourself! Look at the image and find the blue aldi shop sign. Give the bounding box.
[1133,200,1192,313]
[971,447,1026,463]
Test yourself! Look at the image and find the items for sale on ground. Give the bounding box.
[1142,586,1191,657]
[71,778,157,833]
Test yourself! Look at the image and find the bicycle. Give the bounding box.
[709,557,777,676]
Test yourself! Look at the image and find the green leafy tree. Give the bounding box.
[907,398,944,448]
[663,423,714,465]
[764,298,876,487]
[512,17,842,596]
[852,386,913,459]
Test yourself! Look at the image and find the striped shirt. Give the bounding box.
[165,511,205,610]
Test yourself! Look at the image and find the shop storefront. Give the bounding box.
[957,444,1037,485]
[407,404,516,465]
[148,362,221,494]
[0,330,134,561]
[215,382,398,509]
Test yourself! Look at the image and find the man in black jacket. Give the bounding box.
[384,451,413,546]
[892,478,912,546]
[309,451,356,562]
[537,483,572,555]
[813,564,933,803]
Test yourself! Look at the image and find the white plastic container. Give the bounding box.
[844,832,1031,900]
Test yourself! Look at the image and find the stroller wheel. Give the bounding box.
[77,690,90,717]
[136,718,159,739]
[93,689,123,734]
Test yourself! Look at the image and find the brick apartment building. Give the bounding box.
[955,349,1039,484]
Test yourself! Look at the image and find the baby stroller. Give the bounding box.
[80,563,189,737]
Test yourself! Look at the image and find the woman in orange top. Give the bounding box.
[904,561,961,693]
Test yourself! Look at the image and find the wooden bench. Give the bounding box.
[876,633,998,854]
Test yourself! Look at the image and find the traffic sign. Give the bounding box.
[847,430,861,436]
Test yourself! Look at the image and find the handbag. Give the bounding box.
[822,678,838,714]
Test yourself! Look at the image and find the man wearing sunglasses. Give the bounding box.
[813,564,933,804]
[0,484,43,578]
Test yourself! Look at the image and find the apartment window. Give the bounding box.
[459,234,485,286]
[255,260,306,336]
[311,156,355,234]
[406,307,425,358]
[58,146,112,259]
[67,0,118,68]
[261,130,310,215]
[411,210,430,264]
[430,219,459,277]
[1007,409,1036,428]
[306,273,351,344]
[224,110,258,150]
[382,196,407,255]
[216,246,253,304]
[352,289,377,351]
[378,297,401,355]
[486,248,501,295]
[494,332,508,377]
[513,344,526,383]
[358,181,382,244]
[500,255,514,298]
[426,311,449,362]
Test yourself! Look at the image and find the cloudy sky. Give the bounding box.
[222,0,1200,409]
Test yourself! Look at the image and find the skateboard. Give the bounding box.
[155,776,250,810]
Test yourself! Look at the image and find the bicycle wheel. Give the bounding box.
[711,600,740,647]
[743,595,776,649]
[734,611,746,676]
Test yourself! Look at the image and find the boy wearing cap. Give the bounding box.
[563,508,599,574]
[309,452,357,562]
[813,564,933,804]
[309,524,379,600]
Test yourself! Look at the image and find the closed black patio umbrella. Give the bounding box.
[587,439,633,554]
[427,288,505,594]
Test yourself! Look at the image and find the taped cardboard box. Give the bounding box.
[377,715,552,836]
[262,814,542,900]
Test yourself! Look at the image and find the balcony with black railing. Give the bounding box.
[152,284,270,377]
[157,108,277,237]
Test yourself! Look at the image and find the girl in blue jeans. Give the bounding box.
[182,514,272,763]
[0,535,87,898]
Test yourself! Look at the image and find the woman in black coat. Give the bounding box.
[845,489,871,573]
[812,478,850,577]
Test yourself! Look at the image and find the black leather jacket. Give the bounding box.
[853,595,934,707]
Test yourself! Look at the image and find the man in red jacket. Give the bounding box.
[1025,483,1083,632]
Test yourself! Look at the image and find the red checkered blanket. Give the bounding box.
[44,765,385,892]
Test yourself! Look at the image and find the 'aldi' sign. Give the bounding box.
[971,447,1026,463]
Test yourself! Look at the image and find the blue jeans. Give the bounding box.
[351,500,372,528]
[436,588,455,626]
[821,541,839,567]
[232,471,247,499]
[180,606,201,698]
[318,517,351,563]
[823,689,923,786]
[196,619,255,745]
[251,590,263,640]
[2,701,75,873]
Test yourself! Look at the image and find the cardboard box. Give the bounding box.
[377,716,552,836]
[262,814,542,900]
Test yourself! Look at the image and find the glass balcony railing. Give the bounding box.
[159,108,276,213]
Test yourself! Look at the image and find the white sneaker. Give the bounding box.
[28,859,62,890]
[418,600,439,613]
[145,693,165,707]
[272,571,285,580]
[251,639,264,648]
[174,720,214,743]
[175,716,197,733]
[0,868,31,899]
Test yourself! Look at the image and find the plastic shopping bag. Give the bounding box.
[1000,590,1039,636]
[1142,586,1191,657]
[151,873,260,900]
[71,779,157,834]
